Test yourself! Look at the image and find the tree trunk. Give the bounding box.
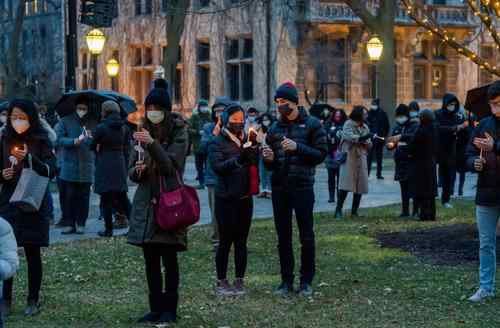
[6,0,26,98]
[163,0,190,108]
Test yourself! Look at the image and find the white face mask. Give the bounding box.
[370,105,378,111]
[76,110,88,118]
[396,116,408,125]
[262,120,271,127]
[447,105,456,112]
[12,119,30,134]
[409,111,418,119]
[0,115,7,124]
[147,110,165,124]
[248,116,256,123]
[199,106,209,114]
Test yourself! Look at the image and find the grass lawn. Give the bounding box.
[5,199,500,328]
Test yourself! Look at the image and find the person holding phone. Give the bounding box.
[466,81,500,302]
[0,99,56,317]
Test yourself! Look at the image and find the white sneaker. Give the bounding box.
[468,289,495,302]
[443,203,453,209]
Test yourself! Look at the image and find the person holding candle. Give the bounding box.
[324,108,347,204]
[128,79,189,324]
[55,95,97,234]
[0,99,56,317]
[263,82,327,297]
[208,103,258,296]
[465,81,500,302]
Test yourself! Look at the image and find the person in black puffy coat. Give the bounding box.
[435,93,466,208]
[324,108,347,203]
[208,103,258,297]
[262,82,327,297]
[366,98,390,179]
[387,104,419,217]
[90,100,131,237]
[0,99,56,317]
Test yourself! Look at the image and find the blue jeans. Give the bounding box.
[259,157,272,192]
[476,206,500,293]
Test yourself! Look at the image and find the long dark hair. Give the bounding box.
[331,108,347,125]
[3,99,48,142]
[349,106,366,123]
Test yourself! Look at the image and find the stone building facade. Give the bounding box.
[76,0,491,113]
[0,0,65,104]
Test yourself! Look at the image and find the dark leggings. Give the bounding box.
[143,245,179,297]
[101,192,131,231]
[327,168,339,201]
[337,190,362,213]
[215,196,253,280]
[3,246,42,302]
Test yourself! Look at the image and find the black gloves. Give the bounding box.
[238,146,257,166]
[358,133,374,142]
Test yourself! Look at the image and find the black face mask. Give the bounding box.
[278,104,293,118]
[227,123,244,135]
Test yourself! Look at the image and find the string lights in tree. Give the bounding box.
[400,0,500,77]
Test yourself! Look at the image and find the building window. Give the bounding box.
[225,37,254,101]
[144,47,152,65]
[362,64,377,99]
[173,68,182,104]
[82,53,88,69]
[197,40,210,62]
[144,0,152,14]
[161,0,168,12]
[134,48,142,66]
[82,73,89,90]
[199,0,210,8]
[413,39,448,99]
[135,0,141,15]
[198,66,210,100]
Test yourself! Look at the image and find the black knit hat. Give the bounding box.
[145,79,172,111]
[274,82,299,104]
[395,104,410,118]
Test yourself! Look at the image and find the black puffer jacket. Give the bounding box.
[208,130,257,199]
[435,93,464,164]
[265,109,327,190]
[367,102,390,138]
[392,120,419,182]
[466,116,500,207]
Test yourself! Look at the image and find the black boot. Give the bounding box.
[351,194,362,217]
[335,190,347,219]
[137,294,162,323]
[159,292,178,323]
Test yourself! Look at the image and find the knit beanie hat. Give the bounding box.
[274,82,299,104]
[145,79,172,111]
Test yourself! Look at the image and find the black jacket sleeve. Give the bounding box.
[295,120,328,166]
[465,124,482,172]
[381,111,390,137]
[208,139,241,176]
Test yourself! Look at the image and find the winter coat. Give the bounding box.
[127,113,189,251]
[0,217,19,281]
[392,120,419,182]
[55,113,96,183]
[456,113,472,174]
[90,113,130,194]
[188,112,212,154]
[208,130,257,199]
[40,118,57,147]
[265,109,327,190]
[465,116,500,207]
[324,120,344,169]
[338,119,371,194]
[367,108,390,138]
[408,123,438,200]
[201,122,218,186]
[0,131,56,247]
[435,94,462,165]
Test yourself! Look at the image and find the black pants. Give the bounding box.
[337,190,362,214]
[457,172,466,194]
[439,162,456,204]
[327,168,339,202]
[194,153,206,186]
[64,181,91,227]
[57,177,68,224]
[418,197,436,221]
[272,188,315,285]
[3,246,42,302]
[215,196,253,280]
[101,192,131,231]
[399,180,419,216]
[143,244,179,310]
[367,140,384,177]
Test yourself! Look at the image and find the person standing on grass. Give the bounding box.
[387,104,420,218]
[0,217,19,328]
[366,98,390,179]
[465,81,500,302]
[335,106,372,219]
[435,93,467,209]
[0,100,56,317]
[188,99,211,190]
[262,82,327,297]
[256,111,275,199]
[200,96,232,251]
[208,103,258,297]
[324,108,347,204]
[128,79,189,324]
[55,95,96,234]
[90,100,131,237]
[406,109,438,221]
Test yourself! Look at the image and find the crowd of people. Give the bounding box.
[0,77,499,326]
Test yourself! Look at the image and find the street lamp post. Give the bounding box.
[367,35,384,99]
[106,58,120,91]
[85,29,106,90]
